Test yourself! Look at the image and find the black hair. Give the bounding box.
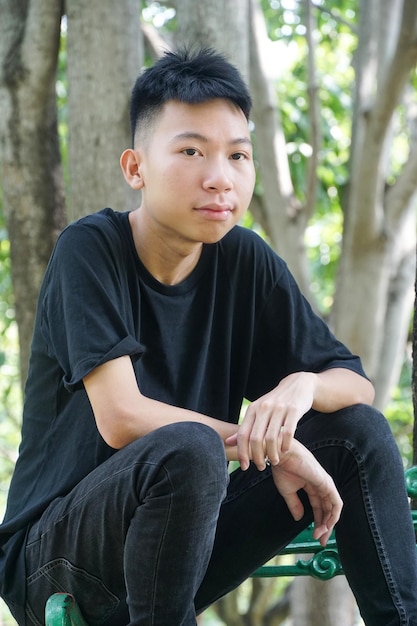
[129,47,252,145]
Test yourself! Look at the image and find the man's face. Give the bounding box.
[135,98,256,247]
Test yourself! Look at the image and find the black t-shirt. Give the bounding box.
[0,208,366,616]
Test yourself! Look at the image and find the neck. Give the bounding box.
[129,210,203,285]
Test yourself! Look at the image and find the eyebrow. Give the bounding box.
[170,132,253,147]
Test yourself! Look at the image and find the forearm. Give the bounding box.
[115,393,239,457]
[311,368,375,412]
[83,356,239,455]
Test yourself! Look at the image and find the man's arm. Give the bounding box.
[83,354,238,454]
[84,355,345,546]
[234,368,375,471]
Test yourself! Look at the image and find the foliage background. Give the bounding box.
[0,0,415,624]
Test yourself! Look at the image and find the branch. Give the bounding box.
[248,577,278,623]
[264,582,291,626]
[385,89,417,226]
[304,0,321,220]
[141,21,171,59]
[371,0,417,141]
[23,0,63,98]
[312,1,358,36]
[211,592,241,625]
[248,193,272,237]
[343,0,417,244]
[384,148,417,225]
[248,0,301,231]
[385,148,417,227]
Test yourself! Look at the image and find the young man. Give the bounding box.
[1,48,416,626]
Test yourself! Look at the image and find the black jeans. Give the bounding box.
[24,406,417,626]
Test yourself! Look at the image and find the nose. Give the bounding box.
[202,159,233,193]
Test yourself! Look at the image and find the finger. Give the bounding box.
[281,491,305,522]
[236,410,256,471]
[316,526,333,547]
[260,406,289,466]
[310,494,343,546]
[278,405,300,453]
[241,405,270,471]
[263,417,284,466]
[265,422,295,464]
[280,423,296,453]
[225,433,237,446]
[264,406,298,460]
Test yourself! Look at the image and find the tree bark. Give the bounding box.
[66,0,142,222]
[333,0,417,391]
[290,575,358,626]
[413,246,417,470]
[248,0,311,295]
[174,0,250,79]
[0,0,66,385]
[2,1,417,624]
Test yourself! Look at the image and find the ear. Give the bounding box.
[120,149,144,190]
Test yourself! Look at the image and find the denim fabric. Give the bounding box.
[25,423,229,626]
[25,407,417,626]
[196,405,417,626]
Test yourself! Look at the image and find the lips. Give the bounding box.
[194,204,234,221]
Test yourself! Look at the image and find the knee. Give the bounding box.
[308,404,404,490]
[330,404,400,459]
[301,403,397,456]
[161,421,225,457]
[157,422,229,487]
[339,403,391,438]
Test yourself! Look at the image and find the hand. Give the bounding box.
[235,372,317,470]
[271,439,343,546]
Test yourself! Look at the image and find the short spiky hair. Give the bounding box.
[130,48,252,145]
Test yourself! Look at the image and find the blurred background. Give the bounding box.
[1,1,417,623]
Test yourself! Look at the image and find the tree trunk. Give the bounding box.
[248,0,311,296]
[290,575,358,625]
[2,1,417,624]
[66,0,142,222]
[333,0,417,394]
[174,0,250,79]
[0,0,66,386]
[373,209,415,408]
[413,247,417,472]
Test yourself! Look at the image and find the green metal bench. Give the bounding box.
[45,593,89,626]
[253,465,417,579]
[45,466,417,626]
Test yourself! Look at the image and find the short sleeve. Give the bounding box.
[40,217,144,391]
[246,260,367,400]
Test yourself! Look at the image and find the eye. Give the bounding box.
[182,148,200,157]
[230,152,247,161]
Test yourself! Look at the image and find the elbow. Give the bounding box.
[99,431,127,450]
[357,378,375,406]
[95,407,138,449]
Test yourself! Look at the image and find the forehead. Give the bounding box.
[152,98,251,141]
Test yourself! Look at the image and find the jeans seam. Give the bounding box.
[308,437,407,625]
[26,461,166,547]
[150,464,173,626]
